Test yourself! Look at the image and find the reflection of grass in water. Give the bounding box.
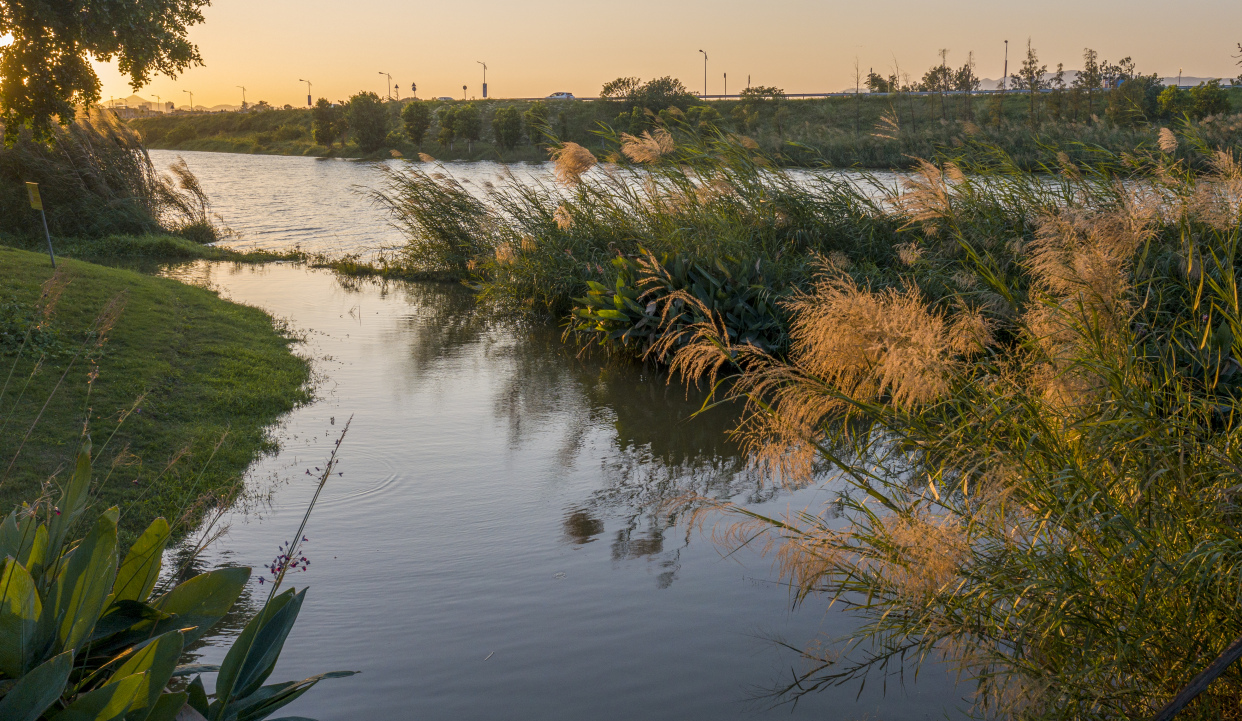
[329,271,773,582]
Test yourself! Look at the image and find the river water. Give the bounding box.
[152,150,960,720]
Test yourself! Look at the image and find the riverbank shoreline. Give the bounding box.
[0,246,311,539]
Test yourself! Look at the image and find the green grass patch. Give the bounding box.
[0,247,311,538]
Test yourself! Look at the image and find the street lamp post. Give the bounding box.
[154,94,161,113]
[462,85,467,100]
[1002,40,1008,92]
[378,72,392,100]
[237,86,247,109]
[477,61,488,98]
[182,90,193,112]
[699,49,708,98]
[299,79,312,107]
[723,72,727,97]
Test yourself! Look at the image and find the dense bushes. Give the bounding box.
[0,108,223,241]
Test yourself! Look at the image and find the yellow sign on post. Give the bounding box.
[26,182,43,210]
[26,181,55,268]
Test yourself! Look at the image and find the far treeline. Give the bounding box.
[130,43,1242,169]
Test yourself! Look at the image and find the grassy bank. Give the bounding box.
[2,231,297,268]
[129,90,1242,168]
[0,247,311,538]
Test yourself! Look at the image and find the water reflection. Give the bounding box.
[159,261,960,720]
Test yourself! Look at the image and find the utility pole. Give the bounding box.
[1002,40,1008,92]
[378,72,392,100]
[477,61,487,98]
[182,89,193,111]
[299,79,312,106]
[699,49,708,97]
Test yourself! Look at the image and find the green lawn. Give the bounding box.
[0,246,310,538]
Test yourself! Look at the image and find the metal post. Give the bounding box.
[478,62,487,98]
[699,50,708,97]
[1003,40,1008,92]
[26,183,54,267]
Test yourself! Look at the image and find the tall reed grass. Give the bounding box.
[1,107,220,242]
[655,131,1242,718]
[382,119,1242,716]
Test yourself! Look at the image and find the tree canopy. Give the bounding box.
[0,0,208,138]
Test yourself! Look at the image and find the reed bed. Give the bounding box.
[380,122,1242,717]
[1,107,222,242]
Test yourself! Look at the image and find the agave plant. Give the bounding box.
[0,437,353,721]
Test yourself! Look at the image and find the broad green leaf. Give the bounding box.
[229,671,355,721]
[0,509,22,560]
[0,510,47,575]
[50,671,143,721]
[140,692,187,721]
[48,439,94,559]
[113,518,170,604]
[51,507,119,654]
[106,630,184,721]
[0,651,72,721]
[212,589,303,717]
[153,567,249,644]
[0,558,43,676]
[22,524,47,574]
[88,600,171,646]
[185,676,209,716]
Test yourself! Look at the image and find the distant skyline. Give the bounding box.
[79,0,1242,108]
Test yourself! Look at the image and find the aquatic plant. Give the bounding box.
[0,423,354,721]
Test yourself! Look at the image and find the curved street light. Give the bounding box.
[477,61,487,98]
[699,49,708,98]
[182,89,193,112]
[378,72,392,100]
[299,79,312,107]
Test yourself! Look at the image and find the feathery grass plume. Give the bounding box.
[1185,149,1242,231]
[895,242,921,266]
[732,134,759,150]
[899,159,956,228]
[417,152,436,162]
[548,141,597,185]
[553,204,574,230]
[872,110,901,140]
[1158,127,1179,154]
[620,129,675,163]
